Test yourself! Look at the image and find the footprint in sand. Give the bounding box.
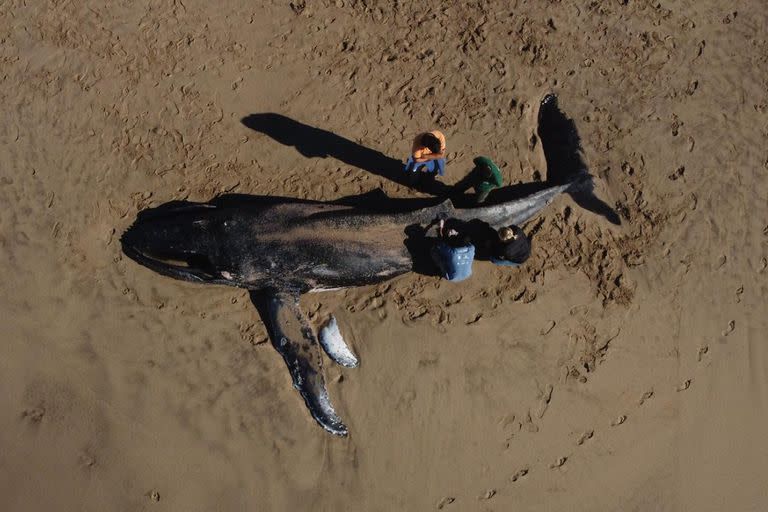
[535,384,554,419]
[611,415,627,427]
[570,304,589,316]
[689,193,698,211]
[577,430,594,445]
[78,451,96,470]
[695,40,706,59]
[716,254,727,269]
[20,407,45,424]
[523,289,537,304]
[437,497,455,509]
[638,390,654,405]
[479,489,496,500]
[735,285,744,303]
[539,320,556,335]
[146,490,160,503]
[465,312,483,325]
[722,320,735,336]
[697,346,709,362]
[522,411,539,433]
[668,166,685,181]
[510,468,529,482]
[550,456,567,469]
[676,379,692,392]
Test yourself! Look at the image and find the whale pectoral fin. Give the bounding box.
[253,291,348,437]
[319,316,359,368]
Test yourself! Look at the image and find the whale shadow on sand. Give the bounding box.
[535,94,620,225]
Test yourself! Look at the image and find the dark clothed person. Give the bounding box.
[491,225,530,266]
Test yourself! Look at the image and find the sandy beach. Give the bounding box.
[1,1,767,510]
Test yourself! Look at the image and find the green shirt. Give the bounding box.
[473,156,503,193]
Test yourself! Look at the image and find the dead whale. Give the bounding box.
[121,95,606,436]
[121,180,580,436]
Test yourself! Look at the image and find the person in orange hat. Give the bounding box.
[405,130,446,186]
[411,130,445,164]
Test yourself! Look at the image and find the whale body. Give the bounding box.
[121,181,577,436]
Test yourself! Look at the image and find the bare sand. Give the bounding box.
[1,1,767,511]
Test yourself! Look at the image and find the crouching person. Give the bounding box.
[490,225,531,266]
[430,219,475,282]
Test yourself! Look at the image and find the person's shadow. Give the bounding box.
[241,113,451,196]
[242,104,619,223]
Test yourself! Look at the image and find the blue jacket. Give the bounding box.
[431,242,475,282]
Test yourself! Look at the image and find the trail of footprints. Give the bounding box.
[436,324,730,509]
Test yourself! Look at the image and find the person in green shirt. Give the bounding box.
[454,156,504,204]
